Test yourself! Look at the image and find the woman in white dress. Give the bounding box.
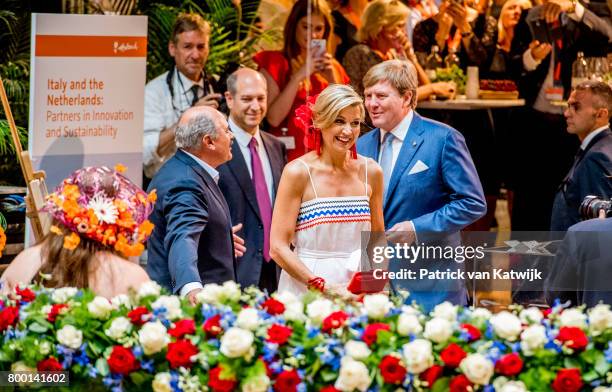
[270,84,385,296]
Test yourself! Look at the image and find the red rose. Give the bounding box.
[319,387,341,392]
[420,365,444,387]
[127,306,150,326]
[322,311,349,333]
[37,357,63,372]
[362,323,390,346]
[0,306,19,332]
[556,327,588,351]
[107,346,139,375]
[552,368,583,392]
[46,304,68,323]
[379,355,407,384]
[203,314,222,337]
[168,319,196,339]
[166,339,199,369]
[495,353,523,376]
[449,375,473,392]
[460,323,481,341]
[273,369,301,392]
[262,298,285,315]
[208,365,238,392]
[16,286,36,302]
[266,324,293,345]
[440,343,467,368]
[542,308,553,318]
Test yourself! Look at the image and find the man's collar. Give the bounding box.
[581,124,610,150]
[229,117,261,148]
[176,68,204,89]
[380,110,413,143]
[181,149,219,183]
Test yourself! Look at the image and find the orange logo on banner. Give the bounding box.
[36,35,147,57]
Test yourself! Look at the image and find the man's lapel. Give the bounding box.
[227,140,261,220]
[261,132,283,200]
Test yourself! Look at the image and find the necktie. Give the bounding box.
[249,138,273,262]
[561,148,585,193]
[190,85,200,107]
[379,132,396,198]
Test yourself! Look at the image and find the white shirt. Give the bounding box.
[378,110,414,169]
[178,149,220,297]
[143,69,205,178]
[581,124,609,150]
[229,118,275,200]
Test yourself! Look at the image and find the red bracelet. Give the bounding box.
[307,277,326,292]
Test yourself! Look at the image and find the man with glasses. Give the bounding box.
[551,81,612,231]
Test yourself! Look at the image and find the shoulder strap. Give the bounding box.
[296,159,318,199]
[364,157,369,196]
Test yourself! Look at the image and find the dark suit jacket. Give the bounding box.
[217,131,287,288]
[551,128,612,231]
[511,5,612,106]
[146,149,236,294]
[545,217,612,307]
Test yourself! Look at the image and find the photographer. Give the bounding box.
[551,81,612,231]
[143,13,223,182]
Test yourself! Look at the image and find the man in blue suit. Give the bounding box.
[147,106,244,304]
[356,60,486,309]
[218,68,287,293]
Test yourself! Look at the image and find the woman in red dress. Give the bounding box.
[254,0,350,161]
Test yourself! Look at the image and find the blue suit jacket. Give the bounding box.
[217,131,287,288]
[551,128,612,231]
[146,150,236,294]
[357,112,486,308]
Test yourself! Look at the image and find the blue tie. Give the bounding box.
[379,132,395,198]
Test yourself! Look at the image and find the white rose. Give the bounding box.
[105,317,132,340]
[397,313,423,336]
[559,308,587,329]
[306,298,334,324]
[137,281,161,299]
[344,340,371,360]
[519,307,543,325]
[274,290,300,305]
[499,381,528,392]
[593,387,612,392]
[51,287,77,303]
[111,294,131,309]
[57,325,83,349]
[11,361,35,372]
[87,296,114,320]
[196,283,223,304]
[241,375,270,392]
[39,341,52,356]
[363,294,392,319]
[334,357,371,392]
[401,305,421,316]
[221,281,241,302]
[152,295,183,320]
[520,325,547,356]
[139,321,170,355]
[220,327,254,358]
[402,339,433,374]
[460,353,494,385]
[423,318,453,343]
[589,304,612,335]
[152,372,173,392]
[284,301,305,321]
[236,308,260,331]
[471,307,492,321]
[490,311,522,341]
[431,301,458,322]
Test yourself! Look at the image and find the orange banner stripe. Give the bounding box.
[36,35,147,57]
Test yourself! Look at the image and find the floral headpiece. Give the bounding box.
[43,165,156,257]
[293,95,357,159]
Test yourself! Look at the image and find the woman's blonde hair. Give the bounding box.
[312,84,365,130]
[358,0,410,43]
[497,0,532,46]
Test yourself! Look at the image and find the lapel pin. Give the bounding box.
[412,141,416,147]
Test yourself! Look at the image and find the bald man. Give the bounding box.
[218,68,287,293]
[147,106,244,304]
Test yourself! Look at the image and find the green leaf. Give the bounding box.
[563,357,581,369]
[95,358,109,377]
[28,322,48,334]
[129,371,147,386]
[582,370,599,383]
[594,353,610,375]
[431,377,450,392]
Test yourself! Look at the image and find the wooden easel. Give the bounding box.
[0,78,50,242]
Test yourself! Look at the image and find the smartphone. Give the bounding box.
[310,39,327,58]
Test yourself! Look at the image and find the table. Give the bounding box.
[417,98,525,110]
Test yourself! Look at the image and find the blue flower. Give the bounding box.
[207,338,220,348]
[487,341,506,363]
[604,342,612,363]
[73,350,90,366]
[269,361,282,375]
[132,345,143,359]
[307,327,320,339]
[263,342,278,362]
[111,386,123,392]
[485,322,494,339]
[509,342,521,353]
[297,382,307,392]
[291,346,304,357]
[484,385,495,392]
[141,359,155,373]
[86,364,98,378]
[170,371,181,392]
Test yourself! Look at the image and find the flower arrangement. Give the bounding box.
[43,166,156,257]
[0,283,611,392]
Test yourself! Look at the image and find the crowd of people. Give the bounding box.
[2,0,612,310]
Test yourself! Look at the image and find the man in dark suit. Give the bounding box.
[356,60,486,310]
[551,81,612,231]
[218,68,287,293]
[147,106,244,304]
[509,0,612,230]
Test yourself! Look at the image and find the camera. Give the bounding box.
[579,195,612,219]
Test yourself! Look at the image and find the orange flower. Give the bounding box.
[138,220,154,238]
[102,227,117,246]
[0,226,6,258]
[62,184,80,200]
[147,189,157,204]
[86,209,99,227]
[116,210,135,229]
[49,225,63,235]
[63,232,80,250]
[114,163,127,173]
[62,199,81,220]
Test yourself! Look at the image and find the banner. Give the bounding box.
[29,13,147,189]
